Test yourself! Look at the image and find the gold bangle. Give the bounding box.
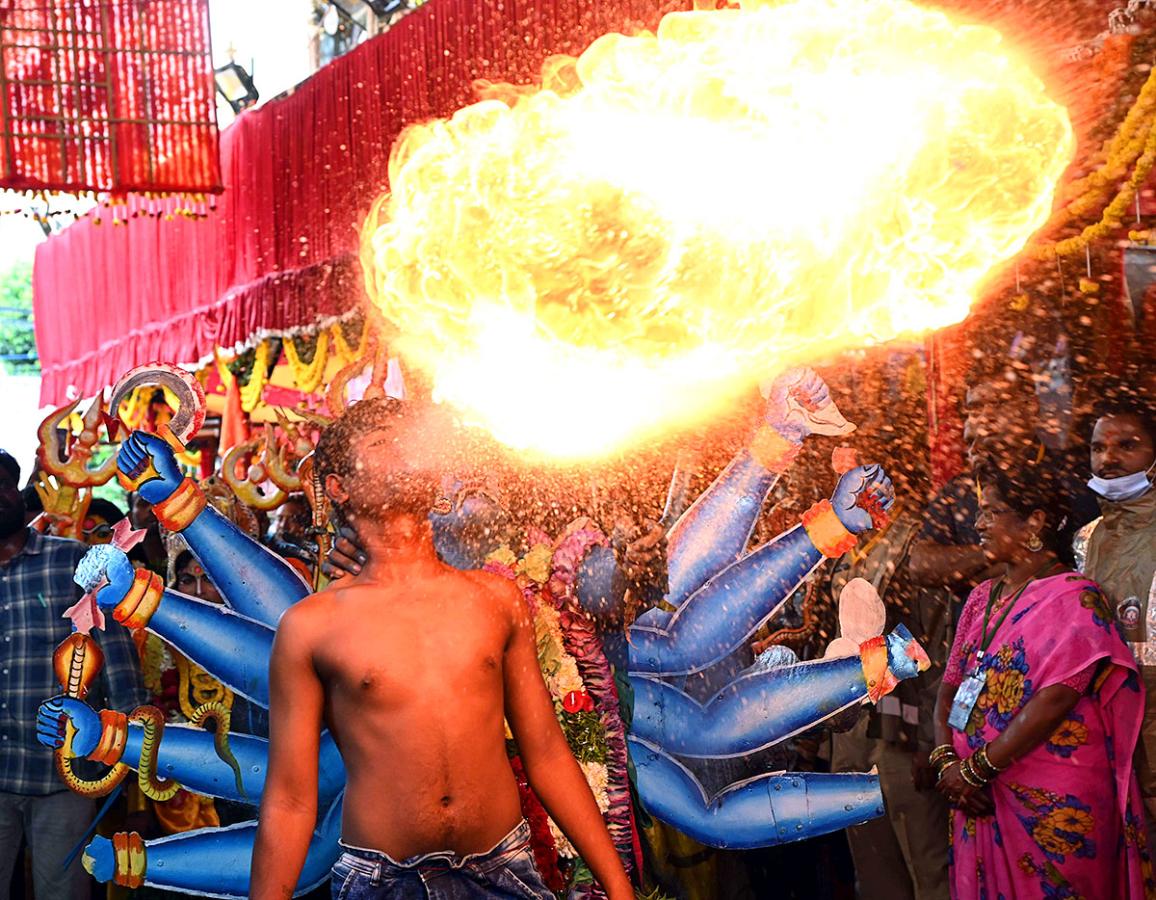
[959,756,988,788]
[858,635,899,703]
[113,570,164,631]
[933,754,960,777]
[111,832,146,889]
[928,743,956,767]
[975,744,1006,777]
[89,709,128,765]
[750,425,802,474]
[152,478,206,532]
[971,748,995,779]
[801,500,858,559]
[935,759,960,783]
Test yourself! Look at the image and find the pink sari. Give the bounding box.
[944,573,1154,900]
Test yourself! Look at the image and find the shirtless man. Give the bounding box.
[249,399,632,900]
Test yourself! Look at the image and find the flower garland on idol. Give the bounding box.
[485,519,637,898]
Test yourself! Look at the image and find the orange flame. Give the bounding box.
[362,0,1073,461]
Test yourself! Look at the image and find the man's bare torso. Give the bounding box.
[298,563,525,858]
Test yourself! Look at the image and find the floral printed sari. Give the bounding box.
[945,573,1153,899]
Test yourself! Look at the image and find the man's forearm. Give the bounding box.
[524,747,633,899]
[249,801,316,900]
[908,542,991,589]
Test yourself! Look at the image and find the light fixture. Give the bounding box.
[214,61,259,114]
[321,2,366,38]
[322,2,340,35]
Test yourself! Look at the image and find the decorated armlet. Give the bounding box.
[113,569,164,631]
[750,425,802,474]
[858,635,898,703]
[801,499,857,558]
[90,709,129,765]
[108,832,147,889]
[152,477,207,532]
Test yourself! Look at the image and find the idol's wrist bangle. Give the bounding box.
[802,500,857,558]
[750,425,803,474]
[111,832,147,889]
[88,709,129,765]
[152,478,206,532]
[113,570,164,631]
[858,635,899,703]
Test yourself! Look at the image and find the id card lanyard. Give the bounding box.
[947,576,1036,731]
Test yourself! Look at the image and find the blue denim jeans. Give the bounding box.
[331,819,554,899]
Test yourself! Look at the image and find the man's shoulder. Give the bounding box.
[457,567,523,616]
[30,530,87,559]
[271,590,340,658]
[459,565,519,594]
[281,587,340,622]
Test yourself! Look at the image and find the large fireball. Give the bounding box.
[362,0,1073,461]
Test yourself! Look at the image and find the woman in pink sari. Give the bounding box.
[934,463,1154,899]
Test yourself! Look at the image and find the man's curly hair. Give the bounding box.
[314,398,405,482]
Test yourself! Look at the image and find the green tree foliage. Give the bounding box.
[0,260,37,374]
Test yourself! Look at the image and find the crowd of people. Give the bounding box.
[829,357,1156,900]
[1,346,1155,900]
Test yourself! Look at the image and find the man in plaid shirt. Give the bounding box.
[0,449,146,898]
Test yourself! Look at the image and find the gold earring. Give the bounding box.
[1026,533,1043,553]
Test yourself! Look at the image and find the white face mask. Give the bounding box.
[1088,459,1156,503]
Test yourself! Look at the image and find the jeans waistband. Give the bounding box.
[337,818,531,873]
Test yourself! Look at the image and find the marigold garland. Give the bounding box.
[1055,48,1156,214]
[283,330,330,394]
[483,520,636,887]
[1030,34,1156,260]
[238,342,272,413]
[331,316,370,365]
[1037,116,1156,259]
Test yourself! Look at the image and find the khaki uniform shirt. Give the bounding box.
[1077,489,1156,798]
[1080,490,1156,651]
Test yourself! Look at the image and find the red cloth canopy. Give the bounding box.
[0,0,219,196]
[33,0,679,405]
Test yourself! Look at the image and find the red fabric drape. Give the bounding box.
[0,0,219,195]
[34,0,682,404]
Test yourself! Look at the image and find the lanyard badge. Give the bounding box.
[947,567,1051,733]
[948,656,986,730]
